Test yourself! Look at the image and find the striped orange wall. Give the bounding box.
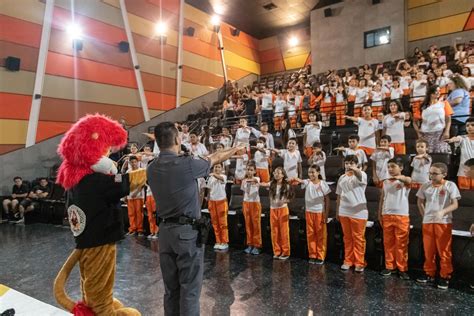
[258,26,311,75]
[0,0,261,154]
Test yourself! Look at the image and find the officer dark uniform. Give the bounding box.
[147,149,210,316]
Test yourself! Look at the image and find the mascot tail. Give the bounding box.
[54,249,83,312]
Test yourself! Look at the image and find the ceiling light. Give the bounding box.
[66,23,83,40]
[289,36,299,47]
[211,15,221,26]
[214,3,225,15]
[155,22,167,36]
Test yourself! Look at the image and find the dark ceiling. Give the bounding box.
[185,0,320,39]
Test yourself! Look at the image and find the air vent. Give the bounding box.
[263,2,278,10]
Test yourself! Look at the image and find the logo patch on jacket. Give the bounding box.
[68,205,86,237]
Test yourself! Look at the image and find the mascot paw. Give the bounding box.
[112,298,124,310]
[115,307,141,316]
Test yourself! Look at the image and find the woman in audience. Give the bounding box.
[413,85,453,153]
[447,75,471,135]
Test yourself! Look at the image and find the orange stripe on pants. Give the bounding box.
[305,211,327,260]
[274,115,284,131]
[127,198,144,233]
[339,216,367,267]
[242,201,262,248]
[256,168,270,183]
[270,206,290,256]
[390,143,406,155]
[146,195,159,234]
[304,146,313,158]
[208,199,229,244]
[412,100,422,120]
[422,223,453,279]
[458,176,474,190]
[335,102,346,126]
[382,215,409,271]
[289,115,297,128]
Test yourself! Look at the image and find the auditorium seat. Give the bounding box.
[229,185,243,211]
[325,156,344,182]
[365,186,380,221]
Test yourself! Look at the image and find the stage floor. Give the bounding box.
[0,224,472,315]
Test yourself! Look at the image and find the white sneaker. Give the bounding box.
[279,255,289,260]
[341,264,351,271]
[14,217,25,225]
[355,266,365,273]
[213,244,221,250]
[220,243,229,251]
[150,234,159,240]
[273,255,280,259]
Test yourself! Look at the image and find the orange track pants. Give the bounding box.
[270,206,290,257]
[335,102,346,126]
[289,115,297,128]
[127,198,144,233]
[242,201,262,248]
[422,223,453,279]
[458,176,474,190]
[382,215,409,271]
[274,115,284,131]
[256,168,270,183]
[340,216,367,267]
[390,143,406,155]
[412,100,422,120]
[208,199,229,244]
[145,195,159,234]
[306,212,327,260]
[371,106,383,117]
[358,146,374,156]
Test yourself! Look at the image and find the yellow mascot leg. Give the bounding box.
[79,244,141,316]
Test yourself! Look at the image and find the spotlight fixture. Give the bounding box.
[185,26,195,37]
[66,23,83,40]
[211,15,221,32]
[155,22,167,36]
[289,36,299,47]
[231,28,240,37]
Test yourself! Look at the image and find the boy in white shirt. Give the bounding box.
[416,163,461,289]
[274,92,287,131]
[410,71,428,119]
[308,142,327,180]
[126,156,145,237]
[378,157,412,280]
[206,164,229,251]
[390,79,403,102]
[411,139,432,189]
[371,135,395,188]
[187,133,209,157]
[345,105,379,156]
[446,117,474,190]
[234,118,257,148]
[251,122,275,149]
[336,155,368,272]
[252,137,271,183]
[335,135,368,171]
[303,111,323,158]
[232,146,249,184]
[272,138,302,183]
[241,162,262,255]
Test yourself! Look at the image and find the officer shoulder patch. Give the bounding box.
[68,204,86,237]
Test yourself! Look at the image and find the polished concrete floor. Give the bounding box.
[0,224,473,315]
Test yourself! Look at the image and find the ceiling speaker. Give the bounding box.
[231,28,240,37]
[118,41,129,52]
[5,56,20,71]
[324,8,332,17]
[186,26,195,36]
[372,0,381,4]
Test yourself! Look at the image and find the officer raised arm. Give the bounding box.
[147,121,242,316]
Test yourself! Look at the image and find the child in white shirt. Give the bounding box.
[335,135,368,171]
[206,164,229,251]
[232,147,249,184]
[371,135,395,188]
[252,137,271,183]
[345,105,378,156]
[241,162,262,255]
[411,139,432,189]
[308,142,327,180]
[272,138,302,182]
[303,111,323,158]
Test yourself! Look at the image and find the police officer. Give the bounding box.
[147,122,242,316]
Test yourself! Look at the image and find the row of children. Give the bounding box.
[205,153,473,289]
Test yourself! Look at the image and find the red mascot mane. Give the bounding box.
[56,114,128,190]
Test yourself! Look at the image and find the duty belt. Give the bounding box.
[160,216,196,225]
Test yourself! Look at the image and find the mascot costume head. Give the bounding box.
[54,114,141,316]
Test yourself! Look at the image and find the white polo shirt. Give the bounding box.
[309,151,327,180]
[371,90,383,107]
[399,76,411,91]
[343,148,368,167]
[270,184,289,209]
[336,171,368,220]
[280,149,302,179]
[188,143,208,157]
[390,87,403,100]
[254,149,270,169]
[383,113,406,143]
[235,127,252,145]
[355,87,368,106]
[241,177,261,202]
[274,100,287,117]
[303,122,322,147]
[357,118,378,149]
[301,180,331,213]
[411,79,427,101]
[416,181,461,224]
[370,147,394,180]
[261,93,274,111]
[234,154,248,180]
[420,101,452,133]
[207,175,227,201]
[382,179,410,216]
[411,155,432,184]
[457,136,474,176]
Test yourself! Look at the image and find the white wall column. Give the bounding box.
[217,30,228,82]
[119,0,150,121]
[175,0,185,108]
[25,0,55,147]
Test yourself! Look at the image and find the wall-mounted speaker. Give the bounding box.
[73,39,83,51]
[186,27,195,36]
[372,0,381,4]
[118,41,129,52]
[231,28,240,37]
[324,8,332,17]
[5,56,20,71]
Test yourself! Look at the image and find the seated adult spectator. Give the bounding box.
[413,85,452,153]
[14,177,51,224]
[2,176,29,223]
[447,75,471,135]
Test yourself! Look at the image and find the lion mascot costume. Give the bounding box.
[53,114,145,316]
